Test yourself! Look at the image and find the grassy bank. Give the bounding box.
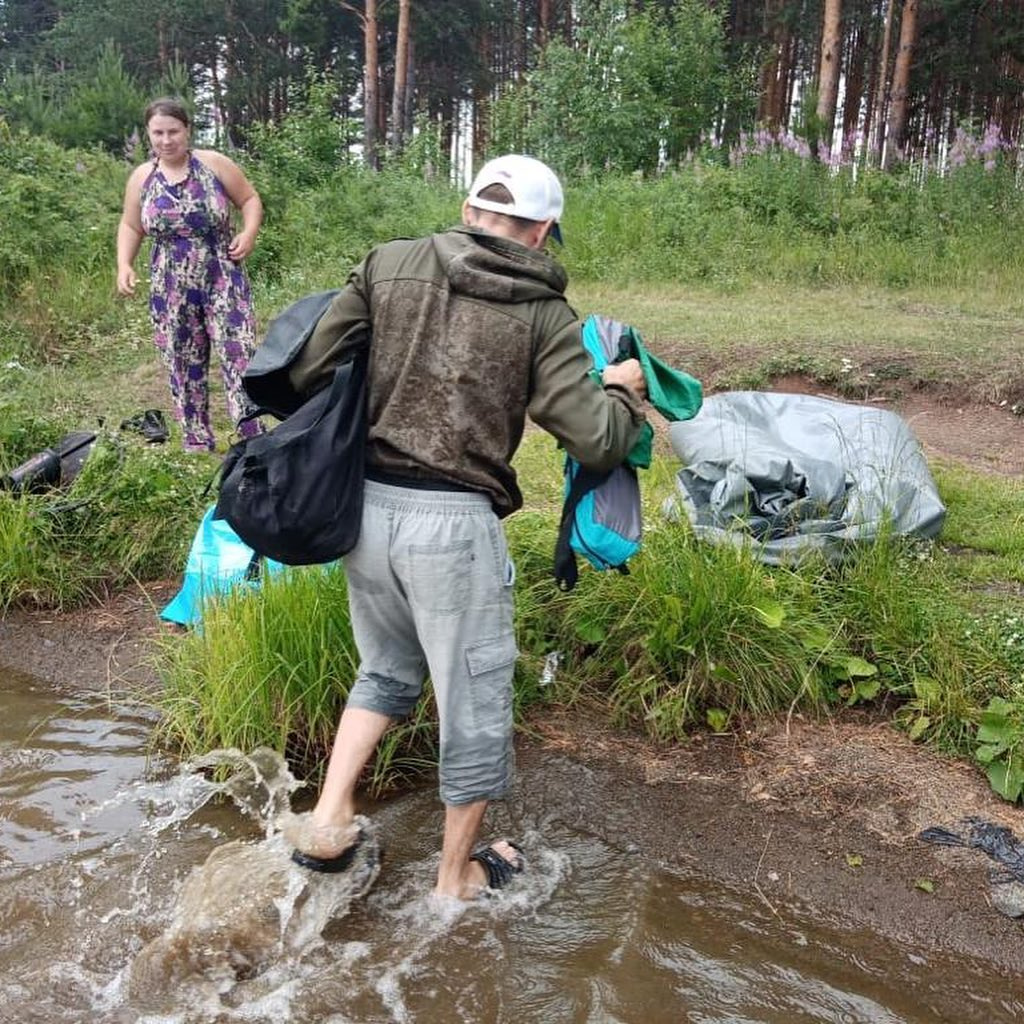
[150,433,1024,803]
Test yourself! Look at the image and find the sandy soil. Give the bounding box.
[2,387,1023,984]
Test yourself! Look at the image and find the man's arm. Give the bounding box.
[528,315,647,472]
[287,259,373,398]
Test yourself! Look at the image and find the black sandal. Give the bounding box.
[291,827,369,874]
[469,842,523,889]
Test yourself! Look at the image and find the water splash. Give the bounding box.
[128,822,380,1005]
[82,747,382,1008]
[186,747,306,837]
[82,746,304,840]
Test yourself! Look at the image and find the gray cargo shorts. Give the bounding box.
[342,480,517,806]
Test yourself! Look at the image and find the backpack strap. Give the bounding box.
[553,461,612,592]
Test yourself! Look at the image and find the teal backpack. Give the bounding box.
[554,314,702,591]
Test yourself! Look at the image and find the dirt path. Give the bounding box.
[2,387,1023,985]
[768,374,1024,477]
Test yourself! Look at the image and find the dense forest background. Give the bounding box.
[1,0,1022,179]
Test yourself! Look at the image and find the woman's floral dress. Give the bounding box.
[140,153,263,451]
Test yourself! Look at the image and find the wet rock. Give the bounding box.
[989,876,1024,919]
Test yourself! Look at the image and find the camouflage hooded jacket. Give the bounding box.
[288,225,645,518]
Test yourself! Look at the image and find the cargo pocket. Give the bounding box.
[465,633,519,720]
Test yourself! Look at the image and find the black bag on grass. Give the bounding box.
[214,350,368,566]
[2,430,97,494]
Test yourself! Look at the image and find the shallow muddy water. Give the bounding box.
[1,667,1021,1024]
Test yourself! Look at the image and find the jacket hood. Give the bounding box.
[433,226,568,304]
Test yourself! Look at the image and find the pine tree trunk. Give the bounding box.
[842,22,866,154]
[869,0,896,166]
[777,29,796,128]
[364,0,380,170]
[390,0,411,154]
[404,38,416,142]
[758,0,786,129]
[816,0,843,148]
[883,0,919,169]
[211,57,224,149]
[157,16,169,74]
[474,26,490,161]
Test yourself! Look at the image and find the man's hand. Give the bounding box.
[602,358,647,400]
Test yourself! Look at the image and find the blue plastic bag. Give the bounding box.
[161,505,288,626]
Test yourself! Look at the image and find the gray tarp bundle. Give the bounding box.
[664,391,946,563]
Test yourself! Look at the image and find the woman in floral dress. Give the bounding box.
[116,97,265,452]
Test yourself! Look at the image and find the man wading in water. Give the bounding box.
[287,155,647,898]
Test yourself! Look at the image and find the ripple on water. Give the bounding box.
[2,670,1023,1024]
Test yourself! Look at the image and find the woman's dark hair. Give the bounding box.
[144,97,190,128]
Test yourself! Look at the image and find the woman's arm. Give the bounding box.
[198,149,264,261]
[116,165,148,296]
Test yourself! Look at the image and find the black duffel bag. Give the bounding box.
[214,349,368,566]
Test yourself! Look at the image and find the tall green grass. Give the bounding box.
[156,565,357,771]
[151,434,1023,798]
[561,159,1024,291]
[155,563,445,794]
[0,434,209,610]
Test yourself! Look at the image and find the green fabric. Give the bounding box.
[625,327,703,423]
[588,364,653,468]
[626,421,654,469]
[620,326,702,467]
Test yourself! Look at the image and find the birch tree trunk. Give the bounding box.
[883,0,919,169]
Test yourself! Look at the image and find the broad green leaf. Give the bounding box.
[975,743,1004,765]
[829,655,878,682]
[987,760,1024,803]
[977,717,1014,746]
[853,678,881,702]
[912,676,941,702]
[915,878,936,893]
[984,696,1016,718]
[908,716,931,741]
[844,656,878,679]
[575,620,607,645]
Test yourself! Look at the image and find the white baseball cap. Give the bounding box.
[467,154,564,244]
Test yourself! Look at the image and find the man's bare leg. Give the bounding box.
[435,800,521,899]
[294,706,392,858]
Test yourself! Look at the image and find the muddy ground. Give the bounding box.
[2,383,1023,989]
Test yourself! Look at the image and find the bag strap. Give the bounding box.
[244,549,263,580]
